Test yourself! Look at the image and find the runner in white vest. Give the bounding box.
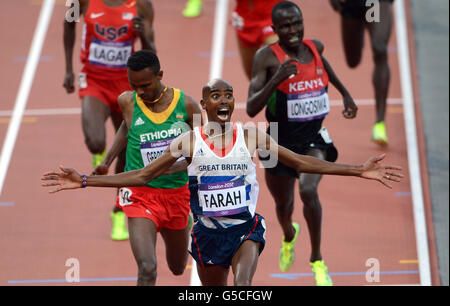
[42,78,404,286]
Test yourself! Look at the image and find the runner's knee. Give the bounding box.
[84,136,106,154]
[371,41,388,63]
[168,261,186,276]
[299,185,319,204]
[275,198,294,213]
[137,260,157,282]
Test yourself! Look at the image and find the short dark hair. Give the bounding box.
[127,50,160,74]
[271,1,302,23]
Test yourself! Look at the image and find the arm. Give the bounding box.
[42,132,192,193]
[254,128,403,188]
[312,39,358,119]
[92,91,134,175]
[135,0,156,53]
[63,0,88,93]
[247,48,298,118]
[185,94,203,129]
[92,120,128,175]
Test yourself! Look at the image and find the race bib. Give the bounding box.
[198,179,248,217]
[88,38,132,68]
[287,88,330,122]
[140,138,184,166]
[140,138,173,166]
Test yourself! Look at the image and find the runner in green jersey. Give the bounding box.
[92,50,203,286]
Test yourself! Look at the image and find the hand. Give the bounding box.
[91,163,108,176]
[342,94,358,119]
[132,16,145,37]
[63,71,75,93]
[330,0,343,12]
[274,58,299,84]
[359,154,404,188]
[41,166,82,193]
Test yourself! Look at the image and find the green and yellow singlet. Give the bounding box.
[125,88,190,189]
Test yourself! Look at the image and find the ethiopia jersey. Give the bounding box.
[125,89,190,189]
[187,124,259,229]
[267,39,330,144]
[80,0,138,79]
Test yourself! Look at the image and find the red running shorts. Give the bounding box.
[116,184,191,232]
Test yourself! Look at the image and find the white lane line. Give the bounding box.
[0,0,55,196]
[189,0,230,287]
[0,108,81,117]
[394,0,432,286]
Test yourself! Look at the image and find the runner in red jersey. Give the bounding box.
[63,0,155,241]
[247,1,358,286]
[231,0,281,79]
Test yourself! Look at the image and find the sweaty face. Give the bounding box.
[272,7,304,50]
[201,79,235,126]
[127,68,162,103]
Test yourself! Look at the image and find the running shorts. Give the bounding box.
[261,127,338,178]
[78,70,131,114]
[189,213,266,269]
[116,184,191,231]
[231,12,275,48]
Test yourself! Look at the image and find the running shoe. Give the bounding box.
[182,0,202,18]
[279,222,300,272]
[310,260,333,286]
[371,121,389,147]
[110,211,129,241]
[92,149,106,168]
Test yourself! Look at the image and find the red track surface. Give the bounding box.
[0,0,437,286]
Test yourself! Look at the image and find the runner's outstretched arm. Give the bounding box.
[42,132,191,193]
[255,127,403,188]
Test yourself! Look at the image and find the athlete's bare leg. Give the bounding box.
[298,148,326,263]
[236,37,260,80]
[81,96,110,155]
[231,240,261,286]
[264,172,296,242]
[160,226,191,276]
[128,217,158,286]
[341,17,366,68]
[196,264,229,286]
[236,34,279,80]
[110,110,127,213]
[367,1,393,123]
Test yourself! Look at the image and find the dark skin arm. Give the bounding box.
[41,126,403,192]
[249,126,403,188]
[42,131,194,192]
[63,0,88,93]
[135,0,156,53]
[312,39,358,118]
[247,46,297,117]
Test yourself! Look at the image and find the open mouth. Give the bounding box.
[216,108,230,121]
[289,36,300,43]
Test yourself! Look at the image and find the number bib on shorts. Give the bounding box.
[287,88,330,122]
[88,38,132,69]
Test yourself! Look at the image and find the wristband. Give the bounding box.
[81,175,87,188]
